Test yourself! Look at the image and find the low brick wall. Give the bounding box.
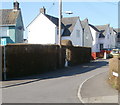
[109,55,120,91]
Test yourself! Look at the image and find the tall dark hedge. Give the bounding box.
[1,44,91,79]
[65,46,91,66]
[2,44,65,78]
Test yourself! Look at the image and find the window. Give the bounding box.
[76,30,80,37]
[100,44,104,51]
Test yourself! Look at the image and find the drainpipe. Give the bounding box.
[82,28,84,47]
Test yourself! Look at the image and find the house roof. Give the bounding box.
[45,14,65,28]
[89,24,100,32]
[81,18,88,29]
[81,18,93,41]
[27,13,79,36]
[114,28,120,38]
[27,13,65,28]
[89,24,109,38]
[0,9,20,26]
[0,36,14,44]
[114,28,120,33]
[95,24,109,36]
[62,17,79,36]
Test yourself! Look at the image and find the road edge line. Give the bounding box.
[77,71,107,103]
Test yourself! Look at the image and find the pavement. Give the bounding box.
[78,70,119,104]
[1,59,119,104]
[1,59,108,88]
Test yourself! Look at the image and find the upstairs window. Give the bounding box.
[76,30,80,38]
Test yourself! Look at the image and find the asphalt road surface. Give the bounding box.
[2,60,108,103]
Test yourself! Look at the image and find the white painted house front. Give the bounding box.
[27,8,59,44]
[89,24,116,53]
[61,17,83,46]
[27,7,91,47]
[109,27,117,48]
[28,13,57,44]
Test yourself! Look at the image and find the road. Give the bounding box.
[2,60,108,103]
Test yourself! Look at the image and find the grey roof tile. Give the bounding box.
[81,18,88,29]
[45,14,65,28]
[89,24,109,38]
[62,17,79,36]
[95,24,109,36]
[0,9,19,26]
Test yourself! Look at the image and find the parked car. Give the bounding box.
[109,49,120,57]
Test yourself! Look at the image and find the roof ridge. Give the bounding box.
[62,16,79,19]
[0,9,13,11]
[45,14,58,19]
[95,24,109,27]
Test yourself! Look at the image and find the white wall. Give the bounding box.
[62,36,71,41]
[89,26,100,52]
[61,19,83,46]
[109,28,116,48]
[62,19,83,46]
[27,13,56,44]
[90,25,117,52]
[70,19,83,46]
[104,27,110,48]
[0,27,9,37]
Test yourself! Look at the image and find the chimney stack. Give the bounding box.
[40,7,46,14]
[13,0,20,10]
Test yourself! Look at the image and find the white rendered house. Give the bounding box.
[27,7,60,44]
[89,24,116,53]
[61,17,83,46]
[27,7,93,47]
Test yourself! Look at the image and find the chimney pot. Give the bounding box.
[13,1,20,10]
[40,7,46,14]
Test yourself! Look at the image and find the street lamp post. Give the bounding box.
[58,0,62,46]
[58,0,73,67]
[58,0,62,68]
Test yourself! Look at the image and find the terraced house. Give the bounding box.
[27,7,93,47]
[114,28,120,48]
[0,1,24,45]
[89,24,116,59]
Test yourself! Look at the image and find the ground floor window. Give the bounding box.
[100,43,104,51]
